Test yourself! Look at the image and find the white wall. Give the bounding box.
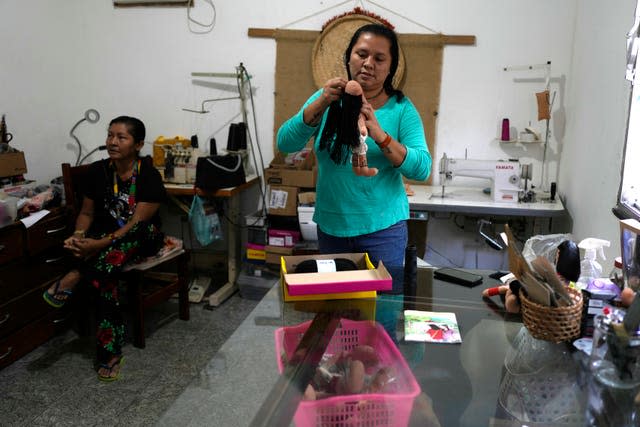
[0,0,577,182]
[561,0,636,267]
[0,0,635,267]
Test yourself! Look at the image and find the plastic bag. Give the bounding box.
[522,233,573,264]
[188,195,222,246]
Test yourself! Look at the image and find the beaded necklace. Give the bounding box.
[111,159,140,227]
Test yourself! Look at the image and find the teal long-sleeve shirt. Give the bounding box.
[277,90,432,237]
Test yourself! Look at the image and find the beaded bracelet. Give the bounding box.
[107,233,118,244]
[377,133,392,149]
[73,230,85,238]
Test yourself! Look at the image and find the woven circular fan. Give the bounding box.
[311,14,406,89]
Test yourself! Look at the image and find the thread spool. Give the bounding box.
[227,122,247,151]
[209,138,217,155]
[501,118,510,141]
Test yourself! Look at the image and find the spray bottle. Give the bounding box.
[576,238,611,289]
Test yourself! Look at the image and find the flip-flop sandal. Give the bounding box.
[42,280,73,308]
[98,355,125,382]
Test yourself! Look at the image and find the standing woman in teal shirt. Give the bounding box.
[277,23,431,267]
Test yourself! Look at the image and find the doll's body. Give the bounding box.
[344,80,378,177]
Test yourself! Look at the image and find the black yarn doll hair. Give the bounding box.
[318,91,362,165]
[294,258,358,273]
[556,240,581,283]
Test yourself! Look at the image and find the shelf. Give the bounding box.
[496,138,543,145]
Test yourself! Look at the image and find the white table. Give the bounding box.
[164,176,261,305]
[408,185,566,218]
[407,185,567,264]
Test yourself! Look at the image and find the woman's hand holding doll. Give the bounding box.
[344,80,378,177]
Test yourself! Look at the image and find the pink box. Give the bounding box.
[267,228,301,247]
[281,253,392,296]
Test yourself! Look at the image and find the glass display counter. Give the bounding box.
[157,267,619,427]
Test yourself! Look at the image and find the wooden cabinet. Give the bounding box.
[0,209,71,369]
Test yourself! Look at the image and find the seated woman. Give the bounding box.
[43,115,166,382]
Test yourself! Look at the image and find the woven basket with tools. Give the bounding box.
[520,286,583,343]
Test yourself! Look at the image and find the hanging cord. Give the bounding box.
[187,0,216,34]
[541,91,557,191]
[278,0,353,29]
[70,133,83,167]
[78,145,107,166]
[365,0,439,33]
[279,0,440,33]
[237,64,269,219]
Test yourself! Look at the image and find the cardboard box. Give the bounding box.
[271,149,315,170]
[264,166,317,188]
[279,253,391,301]
[265,245,293,265]
[298,191,316,205]
[268,228,301,247]
[267,185,298,216]
[245,243,266,261]
[264,150,317,188]
[287,298,377,321]
[0,152,27,178]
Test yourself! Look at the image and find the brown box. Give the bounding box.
[298,191,316,205]
[264,150,317,188]
[0,152,27,177]
[264,166,317,188]
[267,185,299,216]
[264,245,293,265]
[271,149,315,170]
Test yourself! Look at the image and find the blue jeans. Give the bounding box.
[319,221,409,337]
[317,220,408,267]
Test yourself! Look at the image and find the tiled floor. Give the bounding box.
[0,291,260,427]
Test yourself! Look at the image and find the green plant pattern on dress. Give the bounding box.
[97,319,125,354]
[89,221,163,364]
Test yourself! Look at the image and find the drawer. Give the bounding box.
[0,223,25,265]
[0,258,29,302]
[0,249,71,302]
[0,310,66,370]
[0,280,59,338]
[26,212,69,256]
[25,248,72,288]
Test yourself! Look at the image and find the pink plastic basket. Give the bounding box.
[274,319,421,427]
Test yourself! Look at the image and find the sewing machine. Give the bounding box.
[438,153,531,203]
[161,145,197,184]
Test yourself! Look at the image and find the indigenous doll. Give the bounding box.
[344,80,378,177]
[318,80,377,177]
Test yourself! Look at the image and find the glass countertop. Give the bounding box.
[157,268,597,427]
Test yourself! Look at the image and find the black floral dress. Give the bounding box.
[79,157,165,363]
